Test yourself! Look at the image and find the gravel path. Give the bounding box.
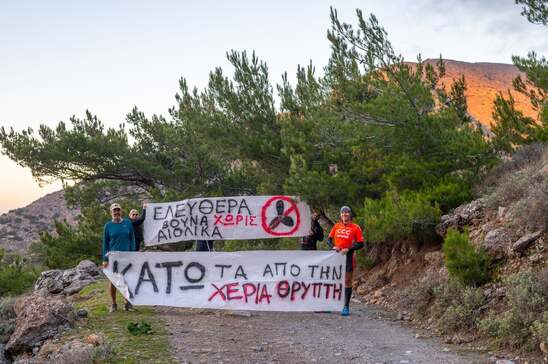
[155,302,488,364]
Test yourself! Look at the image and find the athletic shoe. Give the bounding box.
[341,306,349,316]
[124,302,135,311]
[109,303,117,313]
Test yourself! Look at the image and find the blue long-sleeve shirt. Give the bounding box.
[102,218,136,261]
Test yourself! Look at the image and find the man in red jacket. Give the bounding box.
[326,206,364,316]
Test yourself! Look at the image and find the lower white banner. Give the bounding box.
[103,251,345,312]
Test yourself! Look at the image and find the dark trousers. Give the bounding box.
[196,240,215,251]
[300,242,317,250]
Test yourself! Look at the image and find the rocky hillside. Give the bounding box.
[354,143,547,361]
[424,59,536,127]
[0,190,78,254]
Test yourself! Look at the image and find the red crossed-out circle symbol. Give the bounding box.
[261,196,301,236]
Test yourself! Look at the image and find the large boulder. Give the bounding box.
[5,292,75,357]
[481,228,512,260]
[511,230,542,254]
[34,270,64,294]
[17,334,110,364]
[34,260,101,296]
[437,199,485,236]
[41,338,109,364]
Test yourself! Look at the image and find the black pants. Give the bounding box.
[196,240,215,252]
[346,251,354,272]
[301,242,317,250]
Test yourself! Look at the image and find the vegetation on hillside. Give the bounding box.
[0,2,545,360]
[0,8,500,266]
[0,248,38,296]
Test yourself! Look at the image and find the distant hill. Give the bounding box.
[0,190,79,254]
[424,59,536,126]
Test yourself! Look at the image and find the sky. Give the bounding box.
[1,0,546,214]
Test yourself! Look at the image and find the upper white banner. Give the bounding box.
[143,195,311,246]
[103,251,345,312]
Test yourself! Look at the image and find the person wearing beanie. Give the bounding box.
[326,205,364,316]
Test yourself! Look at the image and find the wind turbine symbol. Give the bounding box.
[268,200,295,230]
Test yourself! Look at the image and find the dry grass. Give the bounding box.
[479,143,548,231]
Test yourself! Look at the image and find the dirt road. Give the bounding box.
[156,302,488,364]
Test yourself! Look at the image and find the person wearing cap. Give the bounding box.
[128,203,147,251]
[326,205,364,316]
[102,203,136,312]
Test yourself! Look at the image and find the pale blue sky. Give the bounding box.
[1,0,546,213]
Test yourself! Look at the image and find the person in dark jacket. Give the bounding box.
[301,211,324,250]
[129,203,147,250]
[102,203,136,312]
[195,240,215,251]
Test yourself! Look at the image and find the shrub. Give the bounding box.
[127,321,153,336]
[362,190,441,244]
[442,229,491,287]
[480,143,547,231]
[437,285,485,334]
[0,297,16,343]
[0,254,39,296]
[404,270,445,318]
[480,269,548,351]
[355,250,377,270]
[405,269,488,335]
[38,220,102,269]
[480,143,545,193]
[531,312,548,354]
[426,179,473,213]
[403,275,487,335]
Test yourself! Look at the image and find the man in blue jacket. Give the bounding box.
[102,203,136,312]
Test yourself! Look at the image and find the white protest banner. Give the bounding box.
[143,195,311,246]
[103,251,345,312]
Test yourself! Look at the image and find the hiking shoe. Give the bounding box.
[341,306,349,316]
[124,302,135,311]
[109,303,117,313]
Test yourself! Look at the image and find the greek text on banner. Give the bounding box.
[143,195,311,246]
[103,251,345,312]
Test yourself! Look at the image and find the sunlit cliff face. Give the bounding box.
[424,59,537,127]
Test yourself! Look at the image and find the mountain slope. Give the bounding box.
[426,59,536,126]
[0,190,79,254]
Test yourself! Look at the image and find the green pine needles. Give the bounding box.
[442,229,492,287]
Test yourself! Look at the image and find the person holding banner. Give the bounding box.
[301,211,324,250]
[129,203,147,251]
[326,205,364,316]
[102,203,137,312]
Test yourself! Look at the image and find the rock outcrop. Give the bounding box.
[5,292,75,357]
[436,197,546,261]
[34,260,101,296]
[512,230,542,254]
[5,260,101,360]
[437,199,485,236]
